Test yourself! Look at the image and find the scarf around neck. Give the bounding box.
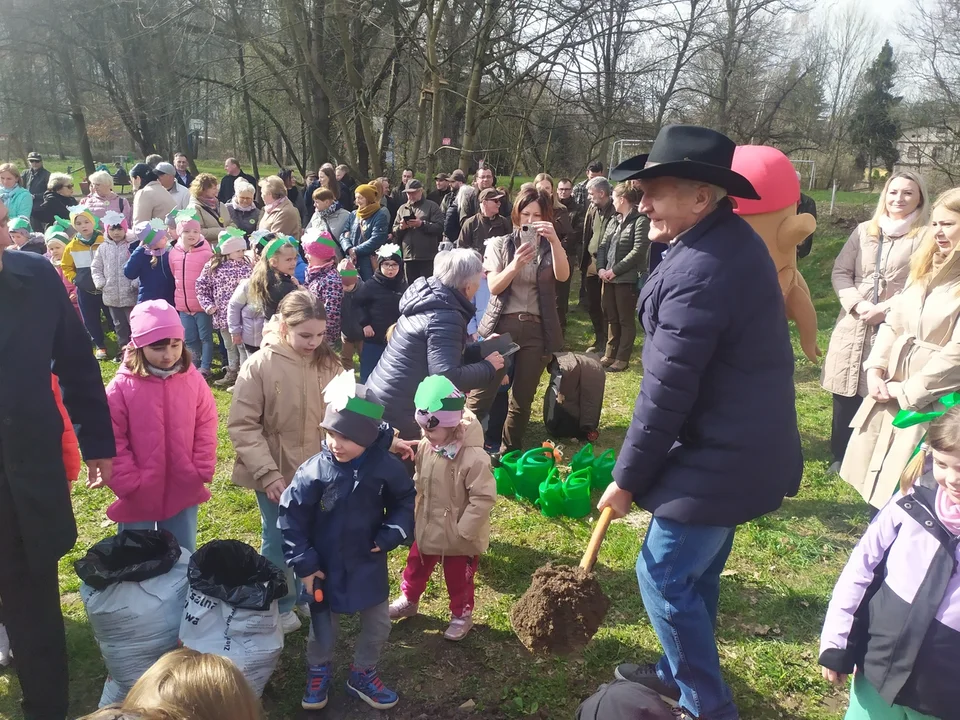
[877,211,918,238]
[146,360,183,379]
[228,198,256,212]
[318,202,340,220]
[357,201,380,221]
[197,195,220,212]
[936,485,960,536]
[265,197,288,214]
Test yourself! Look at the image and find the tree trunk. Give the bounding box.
[56,45,95,176]
[411,92,428,172]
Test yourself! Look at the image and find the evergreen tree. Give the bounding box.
[849,41,901,188]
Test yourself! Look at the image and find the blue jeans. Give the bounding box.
[637,517,738,720]
[256,491,298,615]
[359,341,386,384]
[118,504,199,553]
[179,311,214,371]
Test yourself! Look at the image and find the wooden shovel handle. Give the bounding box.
[579,506,614,572]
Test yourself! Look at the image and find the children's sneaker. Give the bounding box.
[388,594,419,620]
[346,665,398,709]
[94,348,108,360]
[301,663,332,710]
[443,612,473,641]
[0,624,10,667]
[280,610,302,634]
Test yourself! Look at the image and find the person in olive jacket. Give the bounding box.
[596,183,650,371]
[393,179,444,285]
[0,199,115,720]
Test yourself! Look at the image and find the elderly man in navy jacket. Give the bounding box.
[0,198,115,719]
[598,126,802,720]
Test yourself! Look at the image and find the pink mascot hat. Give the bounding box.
[730,145,800,216]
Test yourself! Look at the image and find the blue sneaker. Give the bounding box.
[346,665,399,709]
[302,663,332,710]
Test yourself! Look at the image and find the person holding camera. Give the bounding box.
[393,179,444,284]
[466,187,569,453]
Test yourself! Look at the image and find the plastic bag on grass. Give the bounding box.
[179,539,288,697]
[75,529,189,707]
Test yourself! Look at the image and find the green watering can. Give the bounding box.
[514,448,555,503]
[538,469,566,517]
[592,449,616,491]
[563,468,593,518]
[494,466,514,497]
[570,443,595,474]
[499,449,523,487]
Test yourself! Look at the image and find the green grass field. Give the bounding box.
[0,194,879,719]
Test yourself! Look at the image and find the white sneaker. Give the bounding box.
[0,624,11,666]
[388,594,419,620]
[280,610,302,634]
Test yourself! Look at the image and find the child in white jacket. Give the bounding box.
[91,210,138,359]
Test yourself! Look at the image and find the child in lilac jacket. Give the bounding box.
[101,300,218,552]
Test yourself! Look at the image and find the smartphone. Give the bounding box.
[519,224,537,245]
[501,342,521,358]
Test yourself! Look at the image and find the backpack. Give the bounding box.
[576,680,674,720]
[542,352,605,439]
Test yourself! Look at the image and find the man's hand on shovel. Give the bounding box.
[597,481,633,519]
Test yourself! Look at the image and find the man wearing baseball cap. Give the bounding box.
[457,188,510,251]
[427,173,451,206]
[393,179,444,284]
[154,161,191,211]
[21,153,50,231]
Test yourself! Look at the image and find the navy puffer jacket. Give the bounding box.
[367,276,496,439]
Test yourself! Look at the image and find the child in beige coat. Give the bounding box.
[389,375,496,640]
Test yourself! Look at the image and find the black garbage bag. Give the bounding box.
[75,529,181,591]
[187,539,288,611]
[576,679,674,720]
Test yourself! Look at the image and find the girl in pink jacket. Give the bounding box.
[100,299,218,552]
[168,210,215,377]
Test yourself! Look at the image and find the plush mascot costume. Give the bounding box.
[731,145,820,362]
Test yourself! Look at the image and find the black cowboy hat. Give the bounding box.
[610,125,759,199]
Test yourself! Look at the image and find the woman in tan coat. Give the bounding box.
[258,175,302,239]
[840,187,960,508]
[821,171,929,470]
[189,173,232,242]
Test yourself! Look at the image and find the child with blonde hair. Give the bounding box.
[93,300,218,552]
[389,375,495,640]
[820,403,960,719]
[92,210,138,359]
[63,206,108,359]
[247,234,300,321]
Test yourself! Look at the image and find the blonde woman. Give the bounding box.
[821,171,929,471]
[82,169,132,225]
[258,175,302,239]
[189,173,231,242]
[0,162,32,219]
[840,187,960,508]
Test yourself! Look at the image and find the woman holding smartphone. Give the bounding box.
[467,187,570,453]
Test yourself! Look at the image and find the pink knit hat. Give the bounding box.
[302,229,338,260]
[173,208,201,233]
[129,300,185,348]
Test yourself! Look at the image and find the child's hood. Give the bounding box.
[460,409,484,449]
[259,316,314,365]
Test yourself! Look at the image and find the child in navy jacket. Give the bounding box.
[279,375,415,713]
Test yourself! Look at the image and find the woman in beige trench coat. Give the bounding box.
[821,171,929,470]
[840,187,960,508]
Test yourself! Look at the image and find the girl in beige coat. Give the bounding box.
[841,187,960,508]
[821,172,929,469]
[389,376,496,642]
[227,290,344,632]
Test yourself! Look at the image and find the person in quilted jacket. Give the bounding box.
[91,211,138,359]
[365,249,504,440]
[96,300,218,552]
[168,210,215,376]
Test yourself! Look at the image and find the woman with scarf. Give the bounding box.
[81,170,132,226]
[257,175,302,240]
[821,171,929,472]
[840,186,960,510]
[305,187,351,253]
[189,173,233,242]
[225,178,262,238]
[0,163,33,219]
[339,184,389,281]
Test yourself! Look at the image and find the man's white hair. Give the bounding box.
[586,176,612,196]
[675,178,727,205]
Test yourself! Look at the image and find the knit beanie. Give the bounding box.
[69,206,99,232]
[102,210,127,231]
[216,227,247,256]
[302,228,339,260]
[7,215,31,234]
[174,208,201,233]
[415,375,466,429]
[320,372,384,448]
[338,257,359,290]
[376,242,402,267]
[44,225,69,248]
[134,219,168,249]
[129,300,185,348]
[355,184,380,205]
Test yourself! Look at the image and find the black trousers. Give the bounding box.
[405,260,433,285]
[583,274,605,348]
[0,473,69,720]
[831,393,864,464]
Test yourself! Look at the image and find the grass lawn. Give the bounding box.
[0,200,876,719]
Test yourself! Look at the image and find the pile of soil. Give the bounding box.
[510,562,610,654]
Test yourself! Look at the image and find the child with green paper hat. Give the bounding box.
[196,227,253,386]
[389,374,496,641]
[7,215,45,254]
[248,233,300,321]
[63,207,110,359]
[279,371,415,712]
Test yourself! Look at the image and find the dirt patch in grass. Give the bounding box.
[510,563,609,654]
